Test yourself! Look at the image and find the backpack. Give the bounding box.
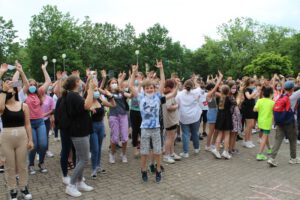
[273,94,294,125]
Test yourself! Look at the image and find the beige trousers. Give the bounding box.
[0,127,28,190]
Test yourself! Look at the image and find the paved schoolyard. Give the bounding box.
[1,122,300,200]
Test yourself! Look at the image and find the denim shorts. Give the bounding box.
[207,108,218,124]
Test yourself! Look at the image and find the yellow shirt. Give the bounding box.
[254,98,275,131]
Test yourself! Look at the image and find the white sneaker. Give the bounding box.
[121,154,128,163]
[62,176,71,185]
[179,152,189,158]
[29,166,36,175]
[66,184,82,197]
[211,149,221,159]
[163,155,175,164]
[171,153,181,161]
[194,149,200,154]
[284,139,289,144]
[109,153,115,164]
[297,140,300,145]
[46,151,54,158]
[205,145,211,152]
[289,157,300,164]
[249,141,255,148]
[54,137,60,142]
[221,151,232,159]
[210,144,216,149]
[77,181,94,192]
[36,154,39,161]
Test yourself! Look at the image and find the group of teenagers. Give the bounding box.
[0,60,300,199]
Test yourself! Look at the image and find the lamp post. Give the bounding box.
[42,55,47,63]
[62,53,66,71]
[52,59,56,81]
[135,50,139,65]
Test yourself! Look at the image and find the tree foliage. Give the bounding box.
[1,5,300,80]
[244,52,293,78]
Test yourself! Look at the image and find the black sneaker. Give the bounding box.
[236,135,243,141]
[203,132,207,137]
[0,165,4,173]
[155,164,165,172]
[155,170,162,183]
[10,189,18,200]
[148,164,156,174]
[176,136,182,142]
[141,171,148,182]
[199,136,204,140]
[21,186,32,200]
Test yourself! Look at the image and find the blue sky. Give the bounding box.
[0,0,299,50]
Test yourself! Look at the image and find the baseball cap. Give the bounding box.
[284,80,295,90]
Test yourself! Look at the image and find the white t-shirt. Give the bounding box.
[199,92,208,111]
[176,87,203,124]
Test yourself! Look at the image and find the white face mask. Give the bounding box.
[111,83,118,90]
[276,86,282,91]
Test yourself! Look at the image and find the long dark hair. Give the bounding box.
[62,75,80,97]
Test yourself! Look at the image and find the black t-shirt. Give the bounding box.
[58,91,92,137]
[92,99,105,122]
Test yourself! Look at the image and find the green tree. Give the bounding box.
[244,52,293,78]
[27,5,82,80]
[0,16,18,63]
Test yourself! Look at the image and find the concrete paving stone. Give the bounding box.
[1,122,300,200]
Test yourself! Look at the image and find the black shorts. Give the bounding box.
[200,110,208,123]
[166,124,178,131]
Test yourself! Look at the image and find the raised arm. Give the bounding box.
[207,71,223,100]
[0,63,8,79]
[41,62,51,91]
[84,79,97,110]
[155,59,165,94]
[15,63,29,92]
[129,64,138,97]
[0,80,9,114]
[99,70,107,89]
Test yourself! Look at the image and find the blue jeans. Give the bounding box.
[29,118,47,166]
[90,121,105,171]
[44,118,50,150]
[180,120,200,153]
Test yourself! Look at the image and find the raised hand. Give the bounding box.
[89,78,97,91]
[86,68,90,77]
[0,63,8,73]
[56,71,62,80]
[132,64,138,73]
[101,70,107,79]
[218,70,223,78]
[15,62,24,73]
[41,61,48,70]
[155,59,163,69]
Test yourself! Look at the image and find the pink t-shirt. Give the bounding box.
[41,95,55,120]
[26,87,44,120]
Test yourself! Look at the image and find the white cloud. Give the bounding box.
[0,0,299,49]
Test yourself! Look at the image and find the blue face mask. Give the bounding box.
[134,80,139,86]
[48,86,53,91]
[93,91,100,99]
[29,86,37,94]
